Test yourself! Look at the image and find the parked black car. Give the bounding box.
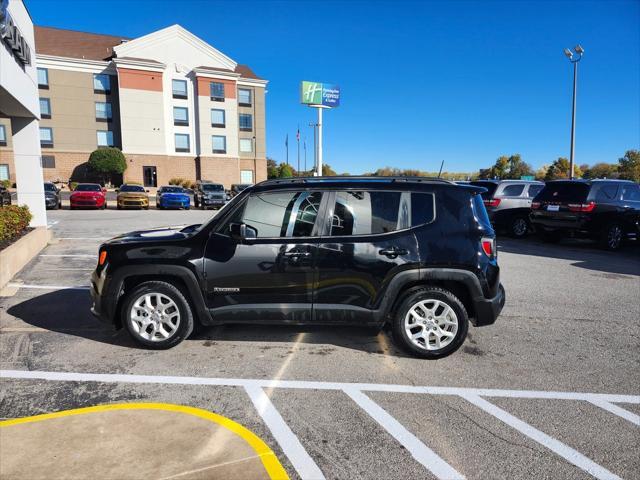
[193,181,227,209]
[230,183,252,197]
[530,179,640,250]
[470,180,544,238]
[0,185,11,206]
[44,182,62,210]
[90,177,505,358]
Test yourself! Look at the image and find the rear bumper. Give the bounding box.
[471,283,505,327]
[90,269,117,325]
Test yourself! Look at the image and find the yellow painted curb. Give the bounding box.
[0,402,289,480]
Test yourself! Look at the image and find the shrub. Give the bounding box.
[0,179,11,189]
[169,177,185,186]
[0,205,32,244]
[88,147,126,184]
[69,182,78,191]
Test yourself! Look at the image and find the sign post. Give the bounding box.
[301,81,340,176]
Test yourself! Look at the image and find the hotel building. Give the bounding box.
[0,23,268,189]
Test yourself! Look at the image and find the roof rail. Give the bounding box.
[259,176,455,185]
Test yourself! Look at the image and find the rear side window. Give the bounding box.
[591,184,619,202]
[535,182,589,203]
[501,184,525,196]
[330,190,434,236]
[470,181,498,200]
[621,184,640,202]
[471,194,492,229]
[527,184,544,198]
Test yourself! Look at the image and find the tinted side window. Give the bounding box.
[501,184,525,196]
[593,184,619,202]
[411,193,435,226]
[226,191,322,238]
[527,184,544,198]
[621,184,640,202]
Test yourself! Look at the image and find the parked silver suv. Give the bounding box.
[470,180,544,238]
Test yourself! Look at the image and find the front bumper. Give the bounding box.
[202,198,226,207]
[45,197,58,208]
[471,283,505,327]
[90,268,117,325]
[118,198,148,208]
[160,198,190,208]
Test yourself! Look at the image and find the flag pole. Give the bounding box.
[297,125,300,177]
[285,134,289,166]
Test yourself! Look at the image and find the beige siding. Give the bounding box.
[118,88,166,154]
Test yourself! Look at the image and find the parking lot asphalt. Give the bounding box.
[1,208,639,480]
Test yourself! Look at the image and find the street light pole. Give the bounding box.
[564,45,584,180]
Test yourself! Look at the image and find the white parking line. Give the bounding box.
[460,394,621,480]
[2,369,637,480]
[245,385,325,480]
[588,399,640,426]
[39,254,95,258]
[58,237,105,240]
[6,283,89,291]
[345,388,464,480]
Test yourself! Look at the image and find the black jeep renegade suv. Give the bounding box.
[90,177,505,358]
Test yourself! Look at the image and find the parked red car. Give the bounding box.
[70,183,107,209]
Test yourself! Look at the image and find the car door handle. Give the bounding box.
[283,251,311,257]
[379,247,408,258]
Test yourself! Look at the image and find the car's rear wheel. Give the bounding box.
[392,287,468,358]
[601,223,624,251]
[509,215,529,238]
[122,281,194,349]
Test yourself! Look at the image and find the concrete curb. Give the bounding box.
[0,226,52,290]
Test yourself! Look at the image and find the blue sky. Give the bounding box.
[28,0,639,174]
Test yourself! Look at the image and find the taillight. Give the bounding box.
[483,198,501,207]
[481,236,496,259]
[98,250,107,266]
[568,201,596,212]
[531,202,541,210]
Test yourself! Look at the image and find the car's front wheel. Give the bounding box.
[392,287,468,358]
[122,281,194,349]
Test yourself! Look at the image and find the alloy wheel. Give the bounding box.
[607,225,623,250]
[404,299,458,351]
[129,293,181,342]
[512,218,528,237]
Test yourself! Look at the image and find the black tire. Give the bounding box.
[509,215,529,238]
[392,287,469,359]
[121,281,194,349]
[194,197,199,208]
[600,223,624,251]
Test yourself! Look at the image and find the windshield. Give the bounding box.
[160,186,184,193]
[535,182,590,203]
[75,184,101,192]
[470,181,498,200]
[120,185,145,192]
[44,183,57,192]
[202,184,224,192]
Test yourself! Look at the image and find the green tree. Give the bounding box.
[322,164,337,176]
[278,163,293,178]
[88,147,126,184]
[545,157,582,181]
[617,149,640,182]
[487,154,533,179]
[583,162,618,179]
[535,165,549,181]
[267,158,279,179]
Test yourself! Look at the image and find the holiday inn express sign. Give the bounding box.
[301,81,340,107]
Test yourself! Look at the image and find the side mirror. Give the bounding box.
[229,223,257,242]
[102,188,107,193]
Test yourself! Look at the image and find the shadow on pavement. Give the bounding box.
[497,237,640,276]
[6,289,409,356]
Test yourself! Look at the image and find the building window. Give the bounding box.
[93,74,111,93]
[95,102,112,121]
[211,109,225,127]
[175,133,190,153]
[239,113,253,132]
[212,135,226,154]
[97,130,114,147]
[241,170,254,184]
[210,82,225,101]
[239,138,253,153]
[41,155,56,169]
[0,164,9,181]
[39,98,51,119]
[238,88,252,106]
[37,68,49,88]
[0,125,6,146]
[173,107,189,126]
[172,79,187,99]
[40,127,53,148]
